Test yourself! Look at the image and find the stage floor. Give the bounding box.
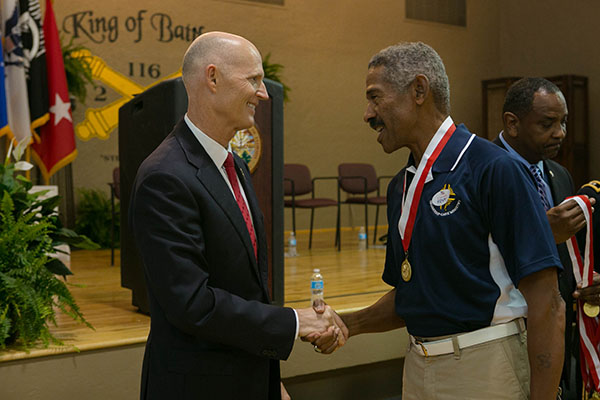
[0,227,392,362]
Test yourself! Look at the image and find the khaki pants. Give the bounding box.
[402,332,530,399]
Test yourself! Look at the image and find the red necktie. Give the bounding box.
[224,153,257,259]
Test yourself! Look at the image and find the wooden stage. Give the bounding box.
[0,226,394,363]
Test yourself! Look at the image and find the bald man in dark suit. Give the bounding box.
[130,32,343,400]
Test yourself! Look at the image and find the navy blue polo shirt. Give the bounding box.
[383,121,561,337]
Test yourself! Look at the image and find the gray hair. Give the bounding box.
[368,42,450,114]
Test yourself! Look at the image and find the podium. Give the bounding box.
[118,77,284,313]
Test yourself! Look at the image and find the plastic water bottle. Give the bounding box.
[358,226,367,250]
[310,268,324,308]
[286,232,298,257]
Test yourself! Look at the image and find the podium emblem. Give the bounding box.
[231,126,262,173]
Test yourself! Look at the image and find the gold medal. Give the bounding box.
[584,302,600,318]
[401,259,412,282]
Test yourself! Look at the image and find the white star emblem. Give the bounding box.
[50,93,72,126]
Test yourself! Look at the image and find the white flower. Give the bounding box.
[12,138,29,162]
[14,161,34,171]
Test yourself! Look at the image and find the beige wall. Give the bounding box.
[53,0,598,231]
[0,344,144,400]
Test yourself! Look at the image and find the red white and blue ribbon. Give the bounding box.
[563,195,598,392]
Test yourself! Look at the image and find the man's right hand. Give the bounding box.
[547,196,595,243]
[296,305,345,343]
[302,302,349,354]
[309,315,349,354]
[302,289,405,355]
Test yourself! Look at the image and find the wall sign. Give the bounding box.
[63,9,261,171]
[72,49,180,141]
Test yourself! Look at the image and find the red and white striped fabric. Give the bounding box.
[563,195,598,393]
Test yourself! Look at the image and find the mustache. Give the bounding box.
[368,118,384,130]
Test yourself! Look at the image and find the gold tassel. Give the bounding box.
[585,389,600,399]
[583,382,588,400]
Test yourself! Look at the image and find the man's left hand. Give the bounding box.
[547,196,594,244]
[574,272,600,305]
[300,300,349,354]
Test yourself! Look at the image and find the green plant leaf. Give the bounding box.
[0,306,12,347]
[44,258,73,277]
[75,188,118,248]
[0,159,93,349]
[61,35,96,105]
[262,53,291,102]
[54,228,100,250]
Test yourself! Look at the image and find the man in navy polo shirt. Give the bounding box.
[311,43,565,399]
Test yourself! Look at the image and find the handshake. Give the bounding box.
[296,301,349,354]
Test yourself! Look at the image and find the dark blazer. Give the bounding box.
[542,160,576,296]
[493,136,577,392]
[130,119,296,400]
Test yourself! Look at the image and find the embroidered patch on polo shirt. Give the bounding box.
[430,184,461,216]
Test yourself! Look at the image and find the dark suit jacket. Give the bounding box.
[493,136,576,388]
[130,119,296,400]
[577,180,600,263]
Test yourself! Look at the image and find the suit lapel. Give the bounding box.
[492,136,505,150]
[543,161,559,203]
[174,121,262,284]
[543,160,572,204]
